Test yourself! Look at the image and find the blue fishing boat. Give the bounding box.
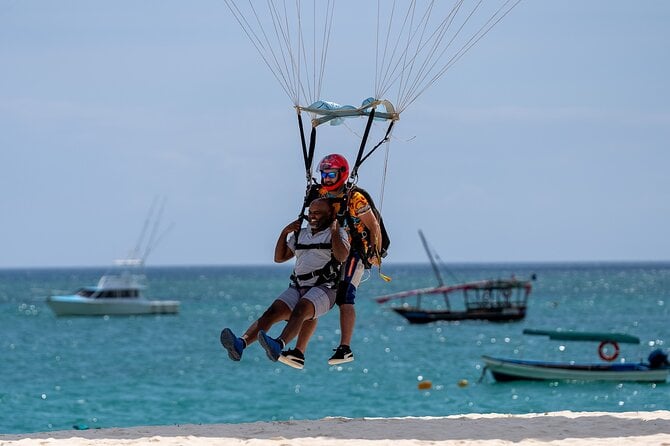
[482,329,670,383]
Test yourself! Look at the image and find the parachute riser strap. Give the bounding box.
[296,108,309,174]
[306,125,317,181]
[296,124,318,227]
[296,110,318,243]
[350,107,377,182]
[358,120,395,167]
[296,108,318,184]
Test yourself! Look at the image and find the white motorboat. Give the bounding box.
[47,199,179,316]
[47,259,179,316]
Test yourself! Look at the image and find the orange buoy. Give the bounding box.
[457,379,469,388]
[417,380,432,390]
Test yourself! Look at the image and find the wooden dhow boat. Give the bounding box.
[374,230,533,324]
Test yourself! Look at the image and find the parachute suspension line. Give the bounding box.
[268,0,303,104]
[393,1,424,112]
[316,0,335,105]
[294,0,311,106]
[375,0,442,103]
[377,126,395,212]
[397,0,462,111]
[371,0,521,114]
[384,0,467,112]
[377,0,439,104]
[374,1,380,96]
[292,0,335,108]
[256,0,302,103]
[223,1,295,102]
[224,0,300,103]
[400,0,522,113]
[406,0,521,111]
[375,0,398,99]
[399,0,479,110]
[223,1,334,107]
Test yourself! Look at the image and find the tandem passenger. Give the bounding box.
[219,198,349,369]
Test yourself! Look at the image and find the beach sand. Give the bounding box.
[1,411,670,446]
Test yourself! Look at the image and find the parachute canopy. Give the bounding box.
[224,0,522,208]
[224,0,521,123]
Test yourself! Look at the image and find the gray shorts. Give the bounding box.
[277,285,336,320]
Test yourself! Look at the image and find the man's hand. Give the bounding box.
[367,247,381,266]
[330,219,340,232]
[283,219,302,234]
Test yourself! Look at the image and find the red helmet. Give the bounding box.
[318,154,349,191]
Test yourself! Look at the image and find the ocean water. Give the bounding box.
[1,262,669,434]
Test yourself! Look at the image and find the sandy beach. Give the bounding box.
[1,411,669,446]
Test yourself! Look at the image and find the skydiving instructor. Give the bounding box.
[296,153,383,365]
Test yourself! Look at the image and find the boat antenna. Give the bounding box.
[132,196,160,260]
[142,222,174,262]
[141,197,169,262]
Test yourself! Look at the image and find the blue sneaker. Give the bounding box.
[220,328,245,361]
[258,330,283,362]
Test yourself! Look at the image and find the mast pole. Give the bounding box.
[419,229,444,286]
[418,229,450,310]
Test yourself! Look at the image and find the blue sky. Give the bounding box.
[1,1,669,268]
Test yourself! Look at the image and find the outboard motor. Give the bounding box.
[647,349,669,369]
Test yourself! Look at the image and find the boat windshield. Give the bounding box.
[95,289,140,298]
[75,288,140,298]
[76,288,95,297]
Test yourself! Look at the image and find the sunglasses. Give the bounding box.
[321,171,338,179]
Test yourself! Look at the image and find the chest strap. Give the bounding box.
[294,242,332,250]
[290,257,341,288]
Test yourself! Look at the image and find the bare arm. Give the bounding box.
[359,208,382,253]
[330,220,350,263]
[274,220,301,263]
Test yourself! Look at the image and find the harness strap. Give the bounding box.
[338,190,366,251]
[290,257,340,287]
[297,110,309,172]
[296,113,318,244]
[295,242,332,250]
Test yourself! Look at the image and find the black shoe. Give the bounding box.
[328,345,354,365]
[279,348,305,370]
